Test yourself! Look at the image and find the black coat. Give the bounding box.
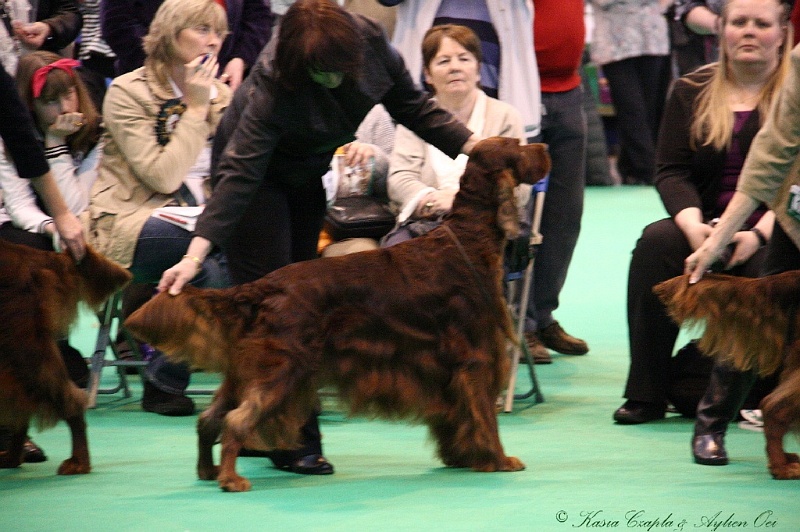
[34,0,82,52]
[655,65,763,221]
[197,13,473,249]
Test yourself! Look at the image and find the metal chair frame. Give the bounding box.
[502,176,548,412]
[87,291,214,408]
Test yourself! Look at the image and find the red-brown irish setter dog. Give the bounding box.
[0,241,132,474]
[656,271,800,480]
[125,137,551,492]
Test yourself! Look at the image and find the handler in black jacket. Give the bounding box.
[157,0,478,476]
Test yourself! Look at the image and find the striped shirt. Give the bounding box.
[78,0,115,60]
[432,0,499,99]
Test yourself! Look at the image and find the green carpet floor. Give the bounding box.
[2,186,797,531]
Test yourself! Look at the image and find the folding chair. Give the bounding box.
[86,291,147,408]
[502,175,548,412]
[86,290,216,408]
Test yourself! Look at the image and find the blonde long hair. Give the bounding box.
[142,0,228,88]
[689,0,792,150]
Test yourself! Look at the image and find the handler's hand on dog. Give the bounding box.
[53,211,86,261]
[158,259,198,295]
[685,240,725,283]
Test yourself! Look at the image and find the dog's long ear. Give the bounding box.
[496,169,520,239]
[655,273,791,376]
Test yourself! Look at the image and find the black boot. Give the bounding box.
[692,362,756,465]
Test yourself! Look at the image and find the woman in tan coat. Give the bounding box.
[88,0,231,416]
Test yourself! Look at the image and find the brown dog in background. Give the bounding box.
[126,137,551,492]
[0,241,131,474]
[656,271,800,480]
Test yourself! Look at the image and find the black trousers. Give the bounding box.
[224,177,328,461]
[602,55,671,184]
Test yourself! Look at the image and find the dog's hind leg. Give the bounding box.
[431,366,524,472]
[55,381,91,475]
[57,412,91,474]
[215,355,312,491]
[762,369,800,480]
[216,398,263,492]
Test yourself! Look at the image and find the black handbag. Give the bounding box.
[324,196,396,240]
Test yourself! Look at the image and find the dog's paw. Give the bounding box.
[218,474,252,492]
[769,453,800,480]
[499,456,525,472]
[57,458,91,475]
[198,464,220,481]
[469,455,526,472]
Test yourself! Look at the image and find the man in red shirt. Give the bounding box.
[523,0,589,364]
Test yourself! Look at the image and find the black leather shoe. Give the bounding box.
[23,437,48,463]
[693,434,728,465]
[613,400,666,424]
[279,454,334,475]
[141,380,195,416]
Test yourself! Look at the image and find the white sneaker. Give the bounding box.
[738,409,764,432]
[740,409,763,426]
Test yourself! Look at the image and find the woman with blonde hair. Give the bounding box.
[88,0,232,416]
[614,0,790,461]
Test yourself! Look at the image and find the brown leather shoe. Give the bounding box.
[538,321,588,355]
[523,332,552,364]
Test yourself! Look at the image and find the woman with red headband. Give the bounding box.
[0,51,101,252]
[0,50,103,465]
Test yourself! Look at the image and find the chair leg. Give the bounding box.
[87,292,147,408]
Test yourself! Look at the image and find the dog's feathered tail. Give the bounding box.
[655,272,800,376]
[124,286,256,373]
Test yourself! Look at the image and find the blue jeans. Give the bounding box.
[130,217,229,394]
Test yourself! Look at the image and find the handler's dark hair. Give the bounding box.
[274,0,363,90]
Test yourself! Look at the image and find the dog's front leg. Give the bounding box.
[443,367,524,472]
[57,414,91,474]
[217,430,250,492]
